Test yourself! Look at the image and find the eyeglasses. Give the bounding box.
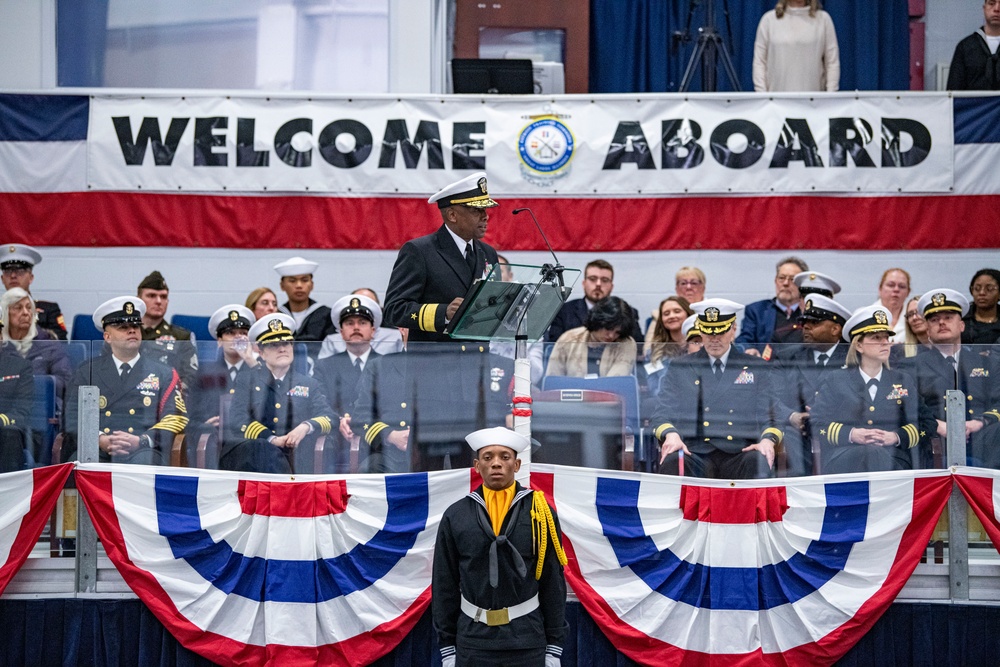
[905,311,925,320]
[775,275,797,284]
[972,284,998,294]
[676,280,703,288]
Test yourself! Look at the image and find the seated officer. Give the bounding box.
[223,313,333,474]
[1,243,68,339]
[64,297,188,465]
[187,305,257,439]
[653,299,782,479]
[314,294,382,472]
[913,288,1000,468]
[772,295,852,476]
[138,271,198,392]
[0,341,32,472]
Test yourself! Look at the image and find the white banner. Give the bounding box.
[87,94,954,195]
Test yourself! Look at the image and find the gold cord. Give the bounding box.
[531,491,568,580]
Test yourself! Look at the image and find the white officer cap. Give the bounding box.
[917,288,969,318]
[273,256,319,277]
[843,305,895,341]
[249,313,296,344]
[1,243,42,270]
[691,298,743,335]
[208,304,255,339]
[681,314,700,340]
[800,295,851,325]
[331,294,382,331]
[466,427,530,454]
[93,296,146,330]
[793,271,841,297]
[428,172,499,209]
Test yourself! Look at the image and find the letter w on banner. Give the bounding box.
[0,463,73,595]
[532,465,951,667]
[74,464,474,667]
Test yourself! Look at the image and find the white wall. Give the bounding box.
[0,0,49,88]
[27,246,997,338]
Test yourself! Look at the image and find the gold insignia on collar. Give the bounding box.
[705,307,720,322]
[932,293,946,307]
[874,310,888,325]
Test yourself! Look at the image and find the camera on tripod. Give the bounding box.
[672,0,741,93]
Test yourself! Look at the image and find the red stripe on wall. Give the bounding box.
[1,191,997,250]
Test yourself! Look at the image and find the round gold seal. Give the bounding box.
[143,396,152,407]
[99,395,107,409]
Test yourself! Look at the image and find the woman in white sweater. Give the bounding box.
[752,0,840,92]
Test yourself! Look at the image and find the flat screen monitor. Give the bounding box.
[451,58,534,94]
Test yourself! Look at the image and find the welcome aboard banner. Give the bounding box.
[86,94,953,195]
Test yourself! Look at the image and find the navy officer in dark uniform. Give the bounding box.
[653,298,783,479]
[64,296,188,465]
[772,294,852,476]
[911,288,1000,468]
[223,313,333,474]
[1,243,67,339]
[383,172,500,342]
[433,427,567,667]
[811,305,920,473]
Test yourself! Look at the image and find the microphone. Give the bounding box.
[511,207,565,290]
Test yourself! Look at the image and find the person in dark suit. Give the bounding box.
[0,344,32,472]
[185,305,258,466]
[735,257,814,357]
[383,172,500,343]
[346,345,514,474]
[1,243,67,339]
[911,288,1000,468]
[771,294,851,476]
[314,294,382,472]
[64,296,188,465]
[223,313,333,474]
[811,305,920,474]
[274,256,336,343]
[545,259,643,345]
[652,299,783,479]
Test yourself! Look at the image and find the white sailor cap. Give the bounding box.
[93,296,146,330]
[681,314,700,340]
[1,244,42,270]
[331,294,382,330]
[691,298,743,335]
[249,313,296,344]
[273,256,319,277]
[793,271,841,297]
[466,426,530,454]
[208,304,255,339]
[917,288,969,318]
[799,295,851,325]
[428,172,499,209]
[843,305,895,341]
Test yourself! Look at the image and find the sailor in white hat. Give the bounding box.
[793,271,842,299]
[383,172,501,343]
[1,243,67,339]
[273,257,335,344]
[432,426,567,667]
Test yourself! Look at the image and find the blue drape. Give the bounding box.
[590,1,910,92]
[1,599,997,666]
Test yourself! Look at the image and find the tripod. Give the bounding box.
[677,0,741,92]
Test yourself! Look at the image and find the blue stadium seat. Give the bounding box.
[71,313,103,341]
[30,375,58,466]
[65,341,89,369]
[172,314,212,342]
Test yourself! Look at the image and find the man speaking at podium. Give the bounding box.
[384,172,501,342]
